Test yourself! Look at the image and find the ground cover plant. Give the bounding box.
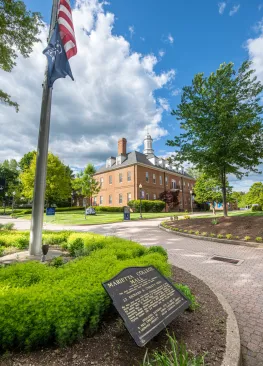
[0,233,170,351]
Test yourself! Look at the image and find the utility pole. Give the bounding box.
[29,0,59,255]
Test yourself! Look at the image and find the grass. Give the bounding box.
[15,210,184,225]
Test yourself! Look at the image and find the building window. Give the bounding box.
[159,175,163,185]
[146,172,149,182]
[100,196,103,205]
[165,176,168,186]
[146,193,149,200]
[100,177,103,186]
[153,174,156,184]
[171,180,176,189]
[93,196,97,204]
[127,192,131,202]
[119,194,123,204]
[109,175,112,184]
[119,173,123,183]
[127,171,131,181]
[153,194,156,200]
[109,195,112,204]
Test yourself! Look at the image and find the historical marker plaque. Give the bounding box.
[103,266,190,347]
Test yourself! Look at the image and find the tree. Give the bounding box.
[245,182,263,206]
[72,164,100,216]
[193,174,232,215]
[159,190,179,211]
[19,151,36,172]
[185,167,202,180]
[167,61,263,217]
[20,152,72,205]
[0,0,42,110]
[0,159,20,201]
[230,191,247,208]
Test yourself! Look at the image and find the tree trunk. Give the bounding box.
[221,168,228,217]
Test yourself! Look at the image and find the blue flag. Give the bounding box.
[43,23,74,88]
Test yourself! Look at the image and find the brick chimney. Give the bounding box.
[118,138,127,155]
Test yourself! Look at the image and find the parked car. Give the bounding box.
[86,207,96,215]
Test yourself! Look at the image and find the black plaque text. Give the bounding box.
[103,266,189,347]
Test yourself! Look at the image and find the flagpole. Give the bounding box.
[29,0,59,255]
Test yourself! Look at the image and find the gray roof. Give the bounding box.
[95,151,194,179]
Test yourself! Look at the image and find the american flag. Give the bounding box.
[58,0,77,59]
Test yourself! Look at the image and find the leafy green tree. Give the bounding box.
[20,152,72,205]
[167,61,263,217]
[193,174,232,214]
[245,182,263,206]
[72,164,100,216]
[19,151,36,172]
[0,159,20,200]
[0,0,42,110]
[185,167,202,180]
[230,191,247,208]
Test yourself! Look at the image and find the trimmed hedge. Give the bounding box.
[94,206,124,212]
[128,200,165,213]
[252,205,262,212]
[0,234,170,351]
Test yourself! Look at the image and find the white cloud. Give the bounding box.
[259,4,263,11]
[158,98,170,111]
[229,4,240,16]
[171,88,181,96]
[128,25,135,38]
[159,50,165,57]
[218,2,226,15]
[167,33,174,44]
[0,0,175,168]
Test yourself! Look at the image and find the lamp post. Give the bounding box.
[139,183,143,219]
[12,191,16,215]
[190,190,193,214]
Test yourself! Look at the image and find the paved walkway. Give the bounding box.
[1,217,263,365]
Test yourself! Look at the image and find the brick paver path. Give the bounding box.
[1,217,263,365]
[95,223,263,366]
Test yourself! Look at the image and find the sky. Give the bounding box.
[1,0,263,191]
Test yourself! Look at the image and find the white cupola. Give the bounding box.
[143,133,154,155]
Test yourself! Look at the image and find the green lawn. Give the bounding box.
[192,210,263,219]
[18,210,183,225]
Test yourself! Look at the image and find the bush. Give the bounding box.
[175,284,199,311]
[251,205,262,212]
[0,246,4,256]
[217,234,224,239]
[244,236,251,241]
[94,206,123,212]
[195,231,200,235]
[226,234,233,240]
[183,229,188,233]
[67,234,85,256]
[128,200,165,213]
[255,236,263,242]
[210,233,216,237]
[147,246,168,260]
[211,219,218,225]
[49,256,64,267]
[0,235,170,351]
[183,215,191,220]
[235,236,239,240]
[201,232,208,236]
[188,230,194,234]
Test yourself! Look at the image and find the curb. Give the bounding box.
[159,224,263,249]
[175,264,242,366]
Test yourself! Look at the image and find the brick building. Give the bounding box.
[93,135,195,211]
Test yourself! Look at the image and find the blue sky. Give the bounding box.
[3,0,263,191]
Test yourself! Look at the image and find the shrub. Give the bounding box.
[251,205,262,212]
[226,234,233,240]
[0,235,170,351]
[49,256,64,267]
[67,234,84,256]
[235,236,239,240]
[128,200,165,213]
[183,215,191,220]
[201,232,208,236]
[210,233,216,237]
[94,206,123,212]
[42,231,71,245]
[147,246,168,260]
[0,246,4,256]
[174,227,179,231]
[175,284,199,311]
[244,236,251,241]
[255,237,263,242]
[2,223,15,230]
[179,229,183,232]
[195,231,200,235]
[183,229,188,233]
[211,219,218,225]
[188,230,194,234]
[217,234,223,239]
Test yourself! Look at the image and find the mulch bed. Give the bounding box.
[0,266,226,366]
[166,216,263,240]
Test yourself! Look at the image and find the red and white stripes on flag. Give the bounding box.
[58,0,77,59]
